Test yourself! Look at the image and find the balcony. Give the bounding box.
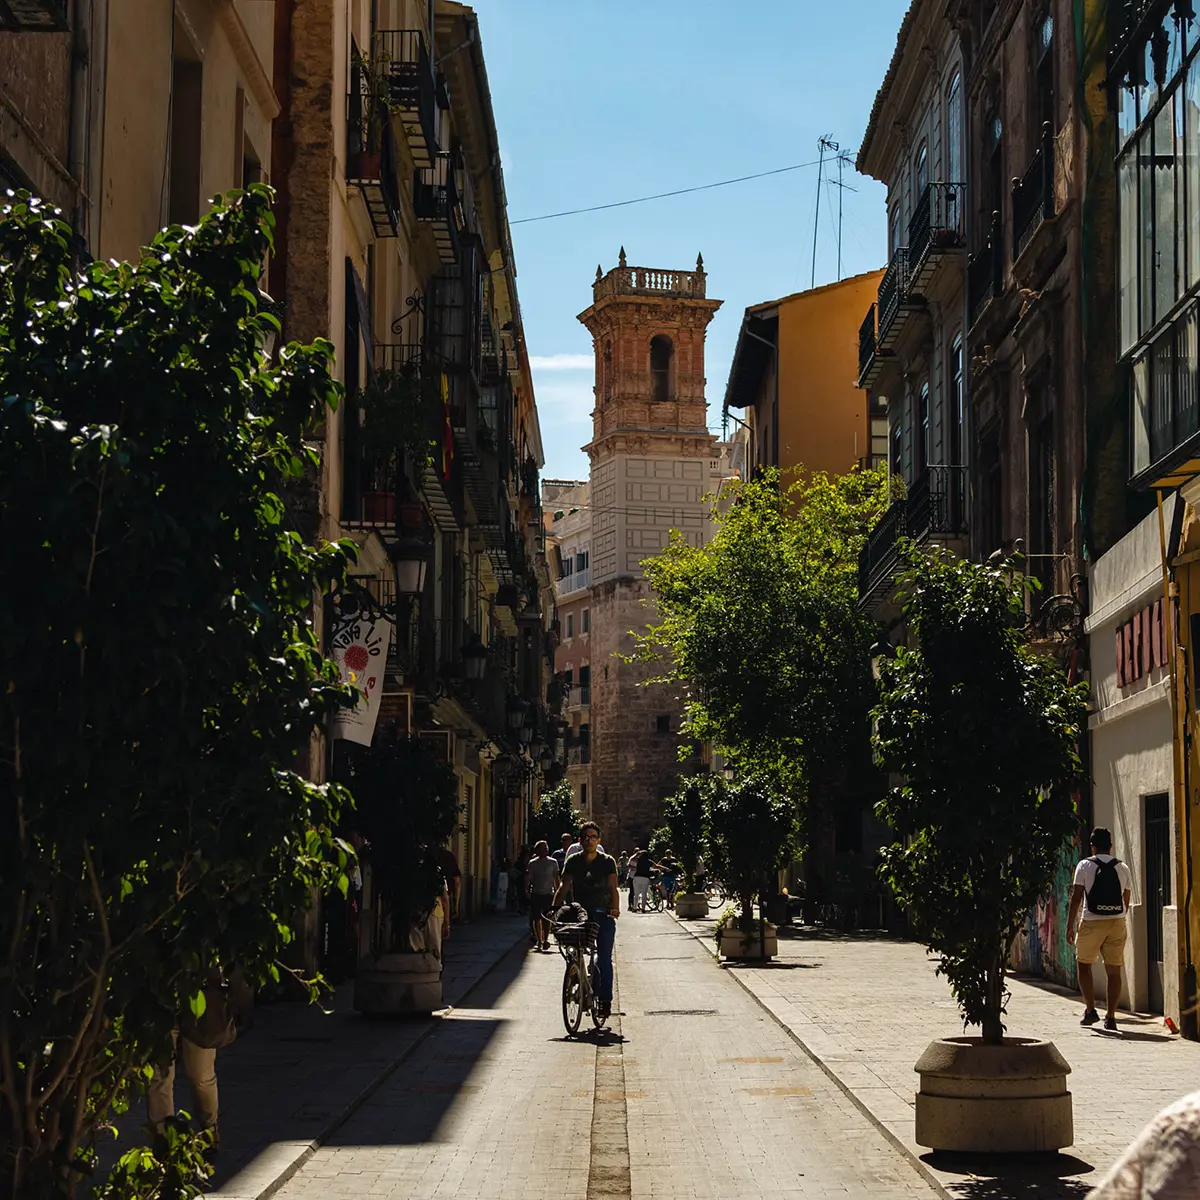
[857,304,877,389]
[1131,298,1200,490]
[1012,123,1056,263]
[345,77,402,238]
[593,259,706,302]
[876,248,914,350]
[858,465,969,607]
[375,30,438,170]
[414,151,460,264]
[568,744,592,766]
[568,685,591,710]
[967,215,1003,329]
[558,567,589,596]
[908,183,965,291]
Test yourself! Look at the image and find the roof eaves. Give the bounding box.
[856,0,923,180]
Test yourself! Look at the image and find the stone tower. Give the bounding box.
[577,251,722,849]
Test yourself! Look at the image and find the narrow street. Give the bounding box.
[273,913,938,1200]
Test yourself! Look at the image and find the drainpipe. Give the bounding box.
[1159,489,1196,1036]
[67,0,92,245]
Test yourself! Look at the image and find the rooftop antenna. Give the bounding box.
[811,136,834,288]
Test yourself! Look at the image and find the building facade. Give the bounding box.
[725,271,887,479]
[577,252,721,849]
[544,479,593,813]
[1,0,556,960]
[855,0,970,616]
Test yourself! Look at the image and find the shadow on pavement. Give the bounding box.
[923,1151,1096,1200]
[720,960,820,970]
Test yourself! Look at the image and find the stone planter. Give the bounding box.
[674,893,709,918]
[914,1037,1073,1153]
[718,922,778,961]
[353,952,443,1015]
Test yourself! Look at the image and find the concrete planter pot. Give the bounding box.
[718,922,778,961]
[914,1037,1073,1153]
[353,952,443,1015]
[674,893,709,918]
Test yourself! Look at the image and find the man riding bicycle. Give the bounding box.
[552,820,620,1019]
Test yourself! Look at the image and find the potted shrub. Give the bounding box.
[872,548,1088,1153]
[346,733,462,1014]
[663,774,711,918]
[705,774,798,960]
[357,362,442,502]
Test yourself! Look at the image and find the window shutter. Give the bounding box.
[1116,625,1126,687]
[1141,605,1153,677]
[1131,618,1142,681]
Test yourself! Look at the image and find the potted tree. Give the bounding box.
[705,774,798,960]
[346,734,462,1014]
[664,774,711,918]
[872,548,1088,1153]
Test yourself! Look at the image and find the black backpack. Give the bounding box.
[1084,857,1125,916]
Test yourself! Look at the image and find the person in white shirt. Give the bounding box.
[1066,826,1134,1032]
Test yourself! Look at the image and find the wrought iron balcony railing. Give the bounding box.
[858,304,877,384]
[908,182,966,275]
[877,248,910,345]
[1012,123,1055,261]
[967,213,1004,328]
[374,29,438,169]
[414,151,460,263]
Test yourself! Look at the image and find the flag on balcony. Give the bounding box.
[440,370,454,483]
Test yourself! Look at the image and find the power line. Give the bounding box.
[511,159,826,226]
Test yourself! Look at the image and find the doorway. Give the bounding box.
[1144,792,1170,1014]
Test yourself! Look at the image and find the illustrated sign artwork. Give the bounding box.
[330,602,391,746]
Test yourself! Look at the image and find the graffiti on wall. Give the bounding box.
[1009,837,1079,986]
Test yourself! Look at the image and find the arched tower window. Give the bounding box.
[603,340,613,401]
[650,335,673,401]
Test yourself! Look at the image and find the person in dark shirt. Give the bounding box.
[552,821,620,1019]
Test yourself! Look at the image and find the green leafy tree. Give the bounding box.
[704,775,799,930]
[872,549,1088,1044]
[343,735,461,948]
[663,774,712,892]
[529,779,582,849]
[639,469,888,845]
[0,187,354,1195]
[646,825,672,864]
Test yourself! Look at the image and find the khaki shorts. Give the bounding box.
[1075,916,1128,967]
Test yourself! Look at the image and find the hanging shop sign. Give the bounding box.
[330,602,391,746]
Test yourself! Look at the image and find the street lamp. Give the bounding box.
[462,635,488,681]
[506,697,527,731]
[389,532,429,600]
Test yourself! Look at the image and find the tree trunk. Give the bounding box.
[981,948,1006,1045]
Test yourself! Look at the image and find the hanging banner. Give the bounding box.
[330,604,391,746]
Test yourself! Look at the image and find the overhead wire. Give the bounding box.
[510,158,826,225]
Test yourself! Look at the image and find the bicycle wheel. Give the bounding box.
[562,957,584,1035]
[589,962,608,1029]
[706,887,725,911]
[653,888,665,912]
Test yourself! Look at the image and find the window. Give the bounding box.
[1028,387,1056,596]
[581,608,590,633]
[575,550,589,573]
[563,665,574,687]
[650,336,673,401]
[655,714,671,734]
[888,206,901,255]
[949,337,965,466]
[168,41,203,226]
[1033,10,1056,132]
[978,426,1003,556]
[916,381,930,476]
[565,613,574,639]
[914,142,929,198]
[580,783,588,808]
[891,414,904,482]
[579,664,590,688]
[603,340,613,401]
[947,72,963,183]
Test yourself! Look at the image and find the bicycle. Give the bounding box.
[705,883,726,911]
[647,875,667,912]
[549,912,610,1036]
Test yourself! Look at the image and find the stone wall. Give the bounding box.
[588,577,695,851]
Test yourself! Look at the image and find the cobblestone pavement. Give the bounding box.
[273,912,940,1200]
[674,911,1200,1199]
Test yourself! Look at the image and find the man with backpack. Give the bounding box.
[1067,827,1134,1032]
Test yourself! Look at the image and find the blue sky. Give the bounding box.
[479,0,907,479]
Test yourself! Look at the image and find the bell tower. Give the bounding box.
[576,252,722,847]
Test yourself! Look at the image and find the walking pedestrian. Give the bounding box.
[1089,1089,1200,1197]
[552,832,572,873]
[525,840,561,952]
[626,846,640,910]
[1066,826,1134,1032]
